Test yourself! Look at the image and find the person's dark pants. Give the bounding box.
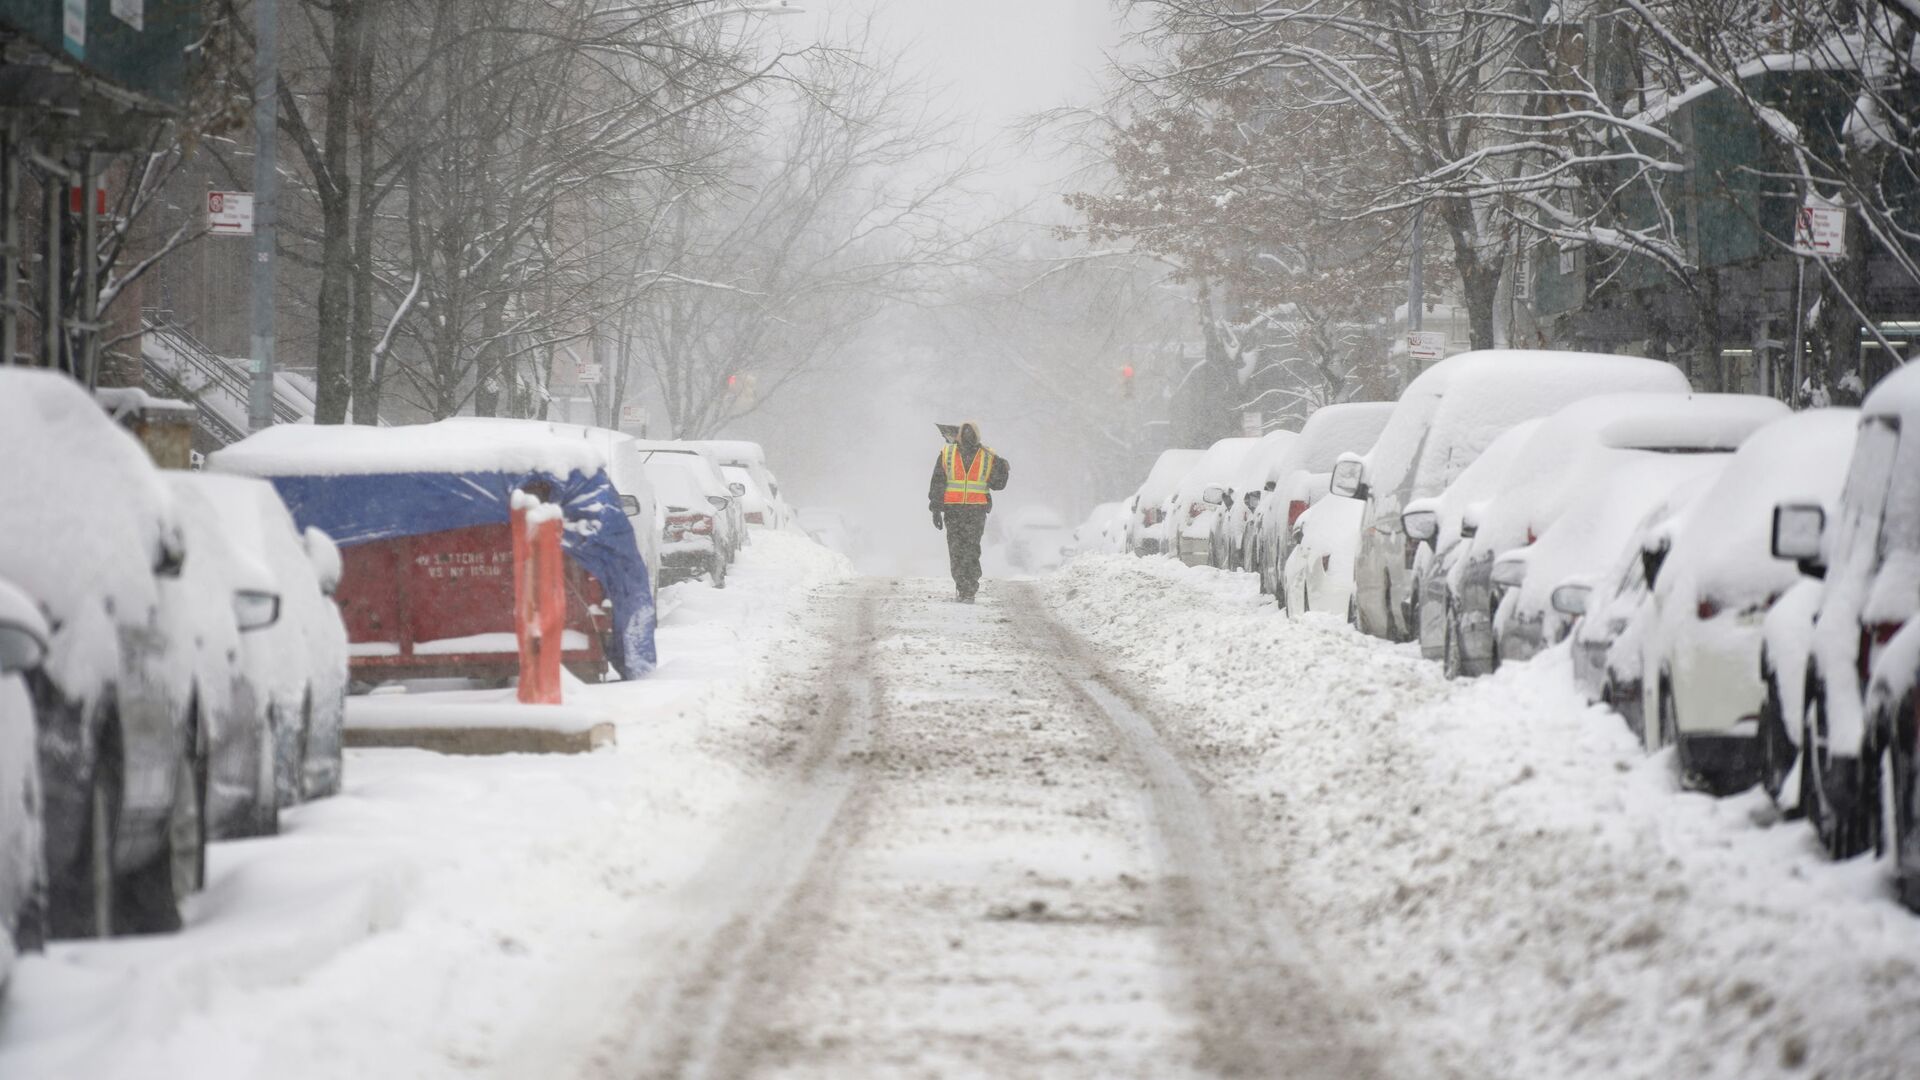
[944,506,988,598]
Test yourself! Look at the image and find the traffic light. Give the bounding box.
[1121,364,1135,398]
[727,373,739,390]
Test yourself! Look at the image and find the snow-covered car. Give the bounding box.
[1627,408,1858,793]
[1220,430,1298,571]
[797,508,859,556]
[1004,507,1074,573]
[645,453,735,587]
[1126,449,1205,556]
[1330,350,1690,642]
[1283,494,1364,619]
[0,577,49,989]
[1767,362,1920,867]
[1253,402,1395,600]
[634,441,744,561]
[1404,418,1542,672]
[163,475,287,839]
[176,474,351,810]
[1487,395,1785,668]
[1442,393,1785,675]
[1169,437,1258,567]
[0,369,207,938]
[691,440,790,530]
[1566,479,1715,741]
[1073,501,1131,555]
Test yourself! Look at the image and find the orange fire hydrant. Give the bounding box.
[511,491,566,705]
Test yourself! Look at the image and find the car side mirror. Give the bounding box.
[1551,582,1592,616]
[1330,457,1368,500]
[1244,490,1262,511]
[0,621,47,674]
[304,527,343,596]
[233,590,282,632]
[729,482,746,498]
[1771,502,1826,579]
[1460,505,1482,540]
[708,495,731,511]
[1201,485,1228,506]
[1401,507,1439,543]
[620,494,641,517]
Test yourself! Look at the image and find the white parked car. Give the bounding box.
[1487,395,1786,667]
[1169,437,1258,567]
[689,440,790,530]
[1441,393,1785,674]
[176,474,351,810]
[1005,507,1074,573]
[634,441,744,561]
[0,369,206,938]
[1765,362,1920,875]
[1254,402,1395,600]
[1074,501,1131,555]
[1331,350,1691,642]
[644,454,735,587]
[0,578,49,989]
[1626,408,1858,793]
[1283,495,1365,620]
[1220,430,1298,571]
[1126,449,1205,556]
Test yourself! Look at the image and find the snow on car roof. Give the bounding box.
[212,418,606,478]
[1862,359,1920,420]
[1597,393,1790,451]
[1426,418,1543,545]
[642,456,712,511]
[166,473,282,591]
[0,368,174,635]
[1404,351,1689,496]
[687,439,767,467]
[1174,437,1259,502]
[1280,402,1395,479]
[1135,449,1206,504]
[1662,408,1859,608]
[1232,430,1299,492]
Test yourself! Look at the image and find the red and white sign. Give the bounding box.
[208,191,255,236]
[1795,194,1847,259]
[620,403,647,426]
[575,361,604,385]
[1408,330,1447,362]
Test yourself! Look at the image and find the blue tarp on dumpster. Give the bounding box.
[209,424,656,678]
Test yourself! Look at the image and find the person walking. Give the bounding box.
[929,421,1010,603]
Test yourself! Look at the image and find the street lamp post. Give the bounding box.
[248,0,279,432]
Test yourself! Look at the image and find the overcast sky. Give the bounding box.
[783,0,1130,202]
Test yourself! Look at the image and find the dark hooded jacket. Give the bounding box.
[929,422,1010,513]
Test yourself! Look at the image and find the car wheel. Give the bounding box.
[708,551,728,589]
[1659,678,1698,788]
[124,698,209,934]
[1805,681,1876,859]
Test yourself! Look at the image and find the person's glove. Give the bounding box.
[931,509,944,531]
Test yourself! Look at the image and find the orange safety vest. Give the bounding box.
[941,444,995,505]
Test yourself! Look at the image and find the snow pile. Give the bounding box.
[0,532,852,1078]
[1044,554,1920,1080]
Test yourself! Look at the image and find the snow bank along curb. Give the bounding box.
[1043,554,1920,1080]
[0,533,854,1080]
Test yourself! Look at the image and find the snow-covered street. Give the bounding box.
[7,544,1919,1078]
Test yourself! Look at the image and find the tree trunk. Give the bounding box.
[1441,199,1500,351]
[310,0,359,424]
[348,0,380,424]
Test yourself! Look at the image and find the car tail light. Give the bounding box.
[1188,502,1205,520]
[1526,526,1538,545]
[667,512,713,538]
[1696,597,1720,621]
[746,512,764,525]
[1288,499,1307,528]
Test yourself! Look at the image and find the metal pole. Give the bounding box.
[1,126,18,365]
[80,151,99,389]
[1406,204,1425,333]
[43,157,62,373]
[249,0,280,431]
[1790,254,1806,408]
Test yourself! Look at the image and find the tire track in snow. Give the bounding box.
[613,579,886,1080]
[1007,582,1386,1080]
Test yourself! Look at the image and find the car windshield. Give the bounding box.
[1883,421,1918,555]
[1833,418,1900,572]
